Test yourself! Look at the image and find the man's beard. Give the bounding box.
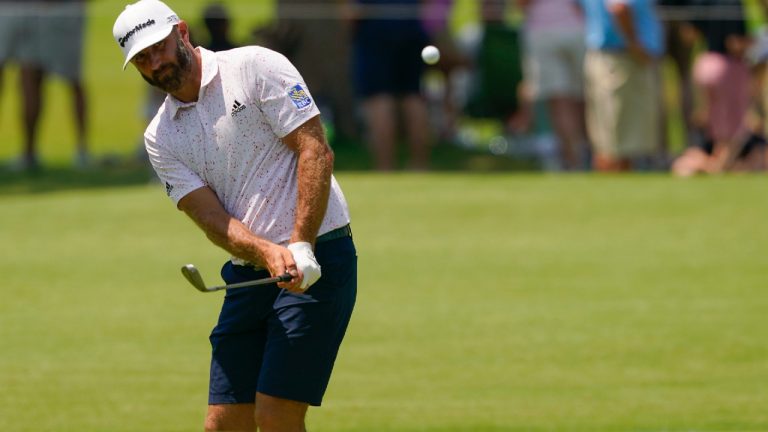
[141,38,192,93]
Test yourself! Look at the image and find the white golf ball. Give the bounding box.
[421,45,440,65]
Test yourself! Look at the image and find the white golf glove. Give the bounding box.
[287,242,321,290]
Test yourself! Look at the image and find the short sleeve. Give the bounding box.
[251,49,321,138]
[144,129,206,206]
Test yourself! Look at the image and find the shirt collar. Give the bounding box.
[167,47,219,118]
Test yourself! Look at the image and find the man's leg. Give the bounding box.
[204,395,308,432]
[363,94,397,171]
[255,393,308,432]
[20,64,44,168]
[0,62,4,122]
[401,94,431,171]
[70,78,89,166]
[548,96,588,170]
[205,403,256,432]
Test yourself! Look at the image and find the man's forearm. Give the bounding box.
[609,2,639,45]
[204,213,274,265]
[282,116,335,245]
[179,186,274,266]
[292,134,333,244]
[608,2,653,64]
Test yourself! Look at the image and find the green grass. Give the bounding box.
[1,172,766,431]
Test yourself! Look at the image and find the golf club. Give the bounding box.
[181,264,292,292]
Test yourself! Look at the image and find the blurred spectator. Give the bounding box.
[43,0,89,168]
[347,0,432,170]
[0,1,18,141]
[462,0,528,133]
[202,2,236,51]
[0,0,89,171]
[756,0,768,138]
[520,0,589,170]
[579,0,664,171]
[672,0,767,175]
[658,0,698,150]
[421,0,468,140]
[257,0,358,143]
[1,1,45,170]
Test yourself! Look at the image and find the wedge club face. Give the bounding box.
[181,264,208,292]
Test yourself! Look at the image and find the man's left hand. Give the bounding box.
[287,242,322,290]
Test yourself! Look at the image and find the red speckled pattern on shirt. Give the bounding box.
[144,47,350,248]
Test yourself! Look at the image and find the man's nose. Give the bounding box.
[149,50,163,70]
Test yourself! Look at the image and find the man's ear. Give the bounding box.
[177,20,190,43]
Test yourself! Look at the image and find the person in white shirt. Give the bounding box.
[113,1,357,430]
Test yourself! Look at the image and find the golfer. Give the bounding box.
[113,1,357,430]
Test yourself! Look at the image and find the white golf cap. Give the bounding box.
[113,0,180,69]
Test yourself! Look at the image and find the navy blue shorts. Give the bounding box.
[208,234,357,406]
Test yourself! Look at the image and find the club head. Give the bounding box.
[181,264,208,292]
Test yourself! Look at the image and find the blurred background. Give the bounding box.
[2,0,768,175]
[2,2,767,430]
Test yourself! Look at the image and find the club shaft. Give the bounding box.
[203,274,291,292]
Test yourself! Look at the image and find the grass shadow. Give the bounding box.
[0,140,535,195]
[0,161,156,195]
[332,137,537,172]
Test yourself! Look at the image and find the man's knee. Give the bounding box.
[204,404,255,432]
[254,393,308,432]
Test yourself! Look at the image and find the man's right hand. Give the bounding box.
[177,187,307,292]
[262,243,305,293]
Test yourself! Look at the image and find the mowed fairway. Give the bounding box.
[0,173,766,431]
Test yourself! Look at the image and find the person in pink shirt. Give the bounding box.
[520,0,589,170]
[672,7,767,175]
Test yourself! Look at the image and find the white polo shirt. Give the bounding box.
[145,46,351,251]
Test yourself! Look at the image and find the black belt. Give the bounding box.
[316,224,352,243]
[234,224,351,271]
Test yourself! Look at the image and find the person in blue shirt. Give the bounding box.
[579,0,664,171]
